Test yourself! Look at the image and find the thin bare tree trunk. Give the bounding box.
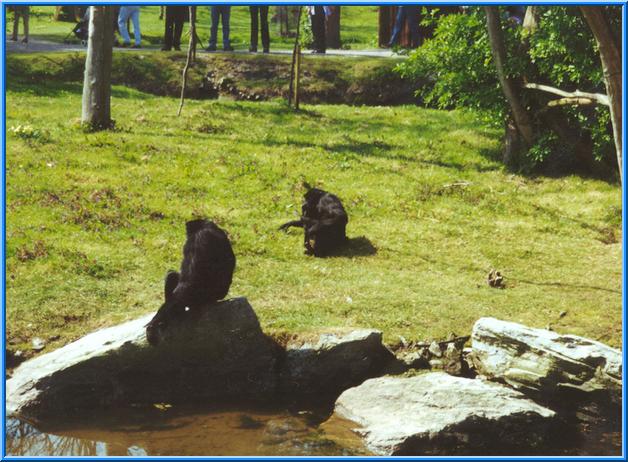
[581,6,622,184]
[177,6,196,116]
[288,6,303,108]
[190,6,197,63]
[485,6,535,147]
[294,42,302,109]
[81,6,114,130]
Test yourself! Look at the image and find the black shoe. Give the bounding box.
[131,44,141,49]
[263,48,269,53]
[161,46,171,51]
[249,47,257,52]
[174,46,181,51]
[205,45,217,52]
[121,42,130,48]
[223,46,234,52]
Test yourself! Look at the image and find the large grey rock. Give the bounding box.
[279,329,394,398]
[7,298,280,423]
[471,317,622,404]
[334,372,557,456]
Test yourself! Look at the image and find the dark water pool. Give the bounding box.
[6,405,370,457]
[6,403,622,456]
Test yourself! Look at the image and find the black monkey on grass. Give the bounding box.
[280,187,348,257]
[146,219,236,345]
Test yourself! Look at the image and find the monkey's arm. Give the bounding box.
[279,219,305,231]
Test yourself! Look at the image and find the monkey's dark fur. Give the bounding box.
[280,187,348,257]
[146,219,236,345]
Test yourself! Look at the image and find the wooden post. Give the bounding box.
[81,6,114,130]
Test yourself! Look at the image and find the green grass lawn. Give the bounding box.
[5,55,622,359]
[7,5,380,50]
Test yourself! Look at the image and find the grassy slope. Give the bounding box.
[5,74,622,356]
[8,6,379,50]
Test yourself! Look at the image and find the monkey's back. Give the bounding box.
[179,220,236,304]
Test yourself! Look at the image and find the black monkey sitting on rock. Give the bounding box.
[146,219,236,345]
[280,187,348,257]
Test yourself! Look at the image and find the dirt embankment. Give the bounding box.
[7,52,425,105]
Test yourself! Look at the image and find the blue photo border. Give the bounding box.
[1,0,626,460]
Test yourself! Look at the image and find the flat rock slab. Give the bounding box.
[471,317,622,404]
[7,298,279,423]
[279,329,394,398]
[334,372,556,456]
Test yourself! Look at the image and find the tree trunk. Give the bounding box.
[81,6,114,130]
[325,6,341,49]
[581,6,622,183]
[484,6,535,147]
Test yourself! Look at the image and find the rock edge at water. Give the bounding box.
[334,372,557,456]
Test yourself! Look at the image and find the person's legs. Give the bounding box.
[130,7,141,46]
[260,6,269,52]
[249,6,259,51]
[118,7,132,45]
[221,6,231,50]
[311,6,326,52]
[21,7,29,43]
[172,8,184,50]
[388,6,406,47]
[406,6,420,48]
[163,6,174,50]
[208,6,219,49]
[11,9,18,41]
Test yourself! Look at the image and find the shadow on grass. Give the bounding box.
[325,236,377,258]
[7,81,152,100]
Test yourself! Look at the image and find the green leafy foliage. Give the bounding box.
[397,6,619,177]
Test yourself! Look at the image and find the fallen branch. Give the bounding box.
[524,83,609,106]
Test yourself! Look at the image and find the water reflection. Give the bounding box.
[6,406,369,457]
[6,419,107,457]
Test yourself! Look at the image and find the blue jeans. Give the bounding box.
[118,6,141,45]
[210,6,231,49]
[389,6,420,48]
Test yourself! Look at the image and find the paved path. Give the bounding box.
[6,38,402,58]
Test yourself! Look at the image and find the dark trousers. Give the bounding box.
[11,6,29,42]
[310,6,326,52]
[389,6,420,48]
[249,6,269,51]
[164,6,186,49]
[210,5,231,49]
